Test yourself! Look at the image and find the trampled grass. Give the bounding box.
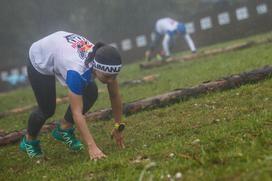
[0,32,272,180]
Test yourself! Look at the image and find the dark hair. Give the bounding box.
[85,42,106,67]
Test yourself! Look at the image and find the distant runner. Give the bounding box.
[20,31,125,160]
[145,17,197,61]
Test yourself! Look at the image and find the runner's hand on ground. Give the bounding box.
[88,146,107,160]
[111,128,125,149]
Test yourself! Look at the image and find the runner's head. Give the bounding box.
[86,42,122,84]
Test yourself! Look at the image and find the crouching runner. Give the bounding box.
[19,31,125,160]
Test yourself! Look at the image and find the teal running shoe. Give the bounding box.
[19,136,43,158]
[51,123,84,151]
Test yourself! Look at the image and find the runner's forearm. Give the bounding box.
[73,113,97,148]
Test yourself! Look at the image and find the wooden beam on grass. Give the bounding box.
[0,75,158,119]
[1,66,272,146]
[0,123,55,146]
[86,65,272,120]
[0,97,69,119]
[2,39,270,119]
[120,74,159,86]
[139,39,271,69]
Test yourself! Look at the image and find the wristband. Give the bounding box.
[114,123,125,132]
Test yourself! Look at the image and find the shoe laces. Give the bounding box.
[61,128,78,146]
[25,141,42,158]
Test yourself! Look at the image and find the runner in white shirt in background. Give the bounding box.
[145,17,197,61]
[20,31,125,160]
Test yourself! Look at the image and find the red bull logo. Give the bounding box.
[65,34,94,60]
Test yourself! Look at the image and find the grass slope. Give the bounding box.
[1,31,272,113]
[0,32,272,180]
[1,77,272,181]
[1,35,272,132]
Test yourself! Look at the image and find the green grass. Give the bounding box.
[0,32,272,180]
[1,77,272,181]
[1,31,272,113]
[1,32,272,132]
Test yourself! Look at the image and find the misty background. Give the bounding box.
[0,0,253,70]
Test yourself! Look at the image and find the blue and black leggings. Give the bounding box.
[27,60,98,137]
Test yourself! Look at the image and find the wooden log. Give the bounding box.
[139,57,176,69]
[0,123,57,146]
[0,131,25,145]
[0,90,106,119]
[140,42,253,69]
[0,129,6,137]
[0,74,156,119]
[1,39,270,119]
[0,96,69,119]
[121,74,159,86]
[142,74,159,82]
[1,66,272,146]
[123,66,272,114]
[139,39,270,69]
[86,108,112,120]
[0,105,35,119]
[86,65,272,118]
